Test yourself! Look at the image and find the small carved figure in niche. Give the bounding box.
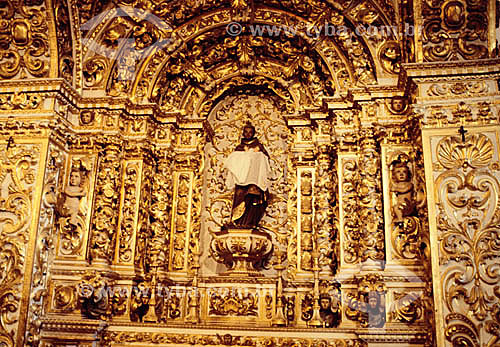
[319,291,341,328]
[60,168,86,227]
[302,233,313,251]
[224,122,271,229]
[390,156,415,224]
[130,283,150,322]
[284,296,295,325]
[302,214,313,232]
[366,291,385,328]
[167,294,181,319]
[301,251,312,270]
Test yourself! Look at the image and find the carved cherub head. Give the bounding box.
[391,155,412,183]
[68,160,89,188]
[69,169,82,187]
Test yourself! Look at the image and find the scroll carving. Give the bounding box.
[89,142,122,263]
[54,0,74,82]
[0,0,50,79]
[341,157,359,264]
[0,142,40,346]
[116,160,142,264]
[431,132,500,345]
[358,131,384,263]
[147,153,172,272]
[422,0,488,61]
[208,290,258,316]
[102,331,368,347]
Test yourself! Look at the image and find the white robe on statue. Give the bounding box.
[224,151,271,191]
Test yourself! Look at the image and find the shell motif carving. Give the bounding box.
[437,134,493,169]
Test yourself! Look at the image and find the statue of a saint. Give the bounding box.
[224,122,271,229]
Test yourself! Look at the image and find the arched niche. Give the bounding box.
[199,91,290,276]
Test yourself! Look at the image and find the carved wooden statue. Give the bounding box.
[224,122,271,229]
[390,156,416,223]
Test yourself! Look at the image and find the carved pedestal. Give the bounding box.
[210,227,273,276]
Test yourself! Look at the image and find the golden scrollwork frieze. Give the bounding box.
[102,331,368,347]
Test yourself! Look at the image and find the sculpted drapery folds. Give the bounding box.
[224,122,271,229]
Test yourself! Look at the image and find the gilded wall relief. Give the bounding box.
[102,332,368,347]
[202,95,288,275]
[25,145,65,345]
[169,129,204,274]
[145,151,172,272]
[358,131,384,265]
[388,291,425,323]
[89,141,122,263]
[314,145,338,274]
[115,159,142,264]
[339,155,359,266]
[421,0,489,61]
[170,172,192,271]
[0,140,43,346]
[53,0,74,82]
[425,129,500,346]
[0,1,51,79]
[0,92,43,110]
[208,289,258,317]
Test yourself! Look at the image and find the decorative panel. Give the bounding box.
[0,1,52,79]
[0,137,47,346]
[424,126,500,346]
[115,159,142,265]
[421,0,489,61]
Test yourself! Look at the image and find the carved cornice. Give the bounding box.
[403,59,500,78]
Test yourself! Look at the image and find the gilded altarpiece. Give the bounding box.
[0,0,498,344]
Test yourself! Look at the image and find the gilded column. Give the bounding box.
[88,138,122,264]
[408,61,500,346]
